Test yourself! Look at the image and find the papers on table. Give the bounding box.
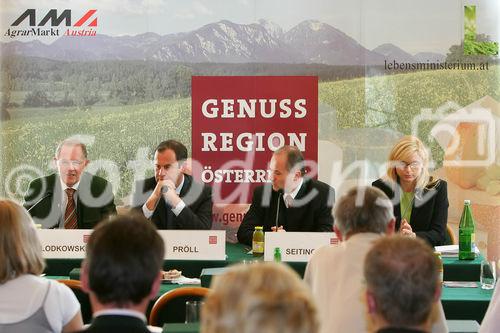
[162,275,201,285]
[443,281,478,288]
[434,245,480,258]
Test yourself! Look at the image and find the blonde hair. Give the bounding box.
[201,262,318,333]
[0,199,45,283]
[385,135,438,189]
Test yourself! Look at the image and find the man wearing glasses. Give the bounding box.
[24,139,116,229]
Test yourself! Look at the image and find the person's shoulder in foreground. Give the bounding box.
[0,199,83,333]
[304,185,395,333]
[479,282,500,333]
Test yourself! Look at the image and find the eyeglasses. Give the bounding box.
[57,160,84,167]
[395,161,422,171]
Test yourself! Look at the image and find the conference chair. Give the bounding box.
[445,224,457,245]
[57,279,92,324]
[149,287,209,326]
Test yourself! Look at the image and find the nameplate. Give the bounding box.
[37,229,91,259]
[264,232,338,262]
[158,230,226,260]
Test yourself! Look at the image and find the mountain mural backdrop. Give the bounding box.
[1,19,444,65]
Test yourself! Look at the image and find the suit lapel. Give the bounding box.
[410,187,427,226]
[383,180,402,230]
[75,172,92,229]
[179,173,190,198]
[285,179,308,230]
[52,177,64,228]
[165,200,174,229]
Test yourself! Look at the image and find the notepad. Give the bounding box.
[435,245,480,257]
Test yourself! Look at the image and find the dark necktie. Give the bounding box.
[64,188,77,229]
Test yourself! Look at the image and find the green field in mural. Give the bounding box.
[319,65,499,166]
[1,98,191,203]
[2,65,499,203]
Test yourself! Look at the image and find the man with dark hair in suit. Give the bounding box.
[78,214,164,333]
[132,140,212,229]
[23,139,116,229]
[237,145,335,245]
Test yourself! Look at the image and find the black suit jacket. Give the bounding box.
[372,178,448,246]
[237,178,335,245]
[76,315,151,333]
[23,172,116,229]
[132,174,212,230]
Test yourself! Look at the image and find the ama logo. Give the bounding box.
[4,9,98,39]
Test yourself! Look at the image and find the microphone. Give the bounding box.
[27,191,53,213]
[275,189,283,231]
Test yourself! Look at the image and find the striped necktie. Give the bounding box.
[64,188,78,229]
[284,193,293,208]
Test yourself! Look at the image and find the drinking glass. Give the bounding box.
[185,300,204,323]
[480,260,496,290]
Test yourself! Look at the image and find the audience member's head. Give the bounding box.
[0,199,44,284]
[81,214,164,312]
[334,186,395,241]
[270,145,305,192]
[364,236,441,332]
[202,262,318,333]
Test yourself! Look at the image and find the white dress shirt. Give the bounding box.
[142,175,186,218]
[283,178,303,208]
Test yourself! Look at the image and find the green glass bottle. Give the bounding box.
[459,200,476,260]
[252,226,264,257]
[274,247,282,262]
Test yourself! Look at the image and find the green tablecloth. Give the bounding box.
[442,256,483,282]
[46,242,483,283]
[49,271,494,325]
[163,323,200,333]
[44,242,488,325]
[161,320,480,333]
[441,284,494,324]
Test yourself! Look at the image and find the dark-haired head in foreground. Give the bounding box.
[364,236,441,333]
[80,214,164,332]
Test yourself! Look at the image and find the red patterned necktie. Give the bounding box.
[64,188,77,229]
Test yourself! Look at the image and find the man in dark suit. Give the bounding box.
[237,145,335,245]
[79,214,164,333]
[132,140,212,229]
[23,139,116,229]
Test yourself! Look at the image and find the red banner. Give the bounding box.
[192,76,318,204]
